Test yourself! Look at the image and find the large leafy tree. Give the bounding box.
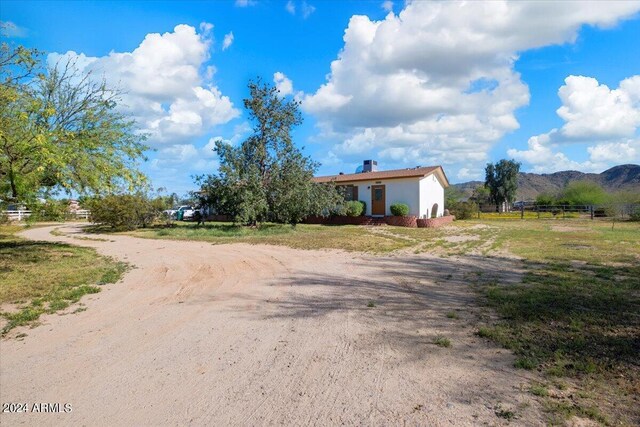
[199,79,341,225]
[0,43,148,202]
[484,159,521,212]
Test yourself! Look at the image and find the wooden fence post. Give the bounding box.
[590,205,594,220]
[521,204,524,219]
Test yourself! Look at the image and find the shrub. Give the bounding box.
[535,192,556,206]
[344,200,365,217]
[630,206,640,221]
[27,200,69,222]
[559,180,607,206]
[390,203,409,216]
[85,194,167,231]
[447,201,478,220]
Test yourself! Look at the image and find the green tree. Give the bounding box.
[558,180,608,206]
[444,186,464,207]
[1,44,148,202]
[485,159,521,212]
[535,192,556,206]
[85,192,168,230]
[470,185,491,205]
[199,79,341,225]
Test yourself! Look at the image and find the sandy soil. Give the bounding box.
[1,224,543,426]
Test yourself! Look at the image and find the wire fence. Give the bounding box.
[475,203,640,220]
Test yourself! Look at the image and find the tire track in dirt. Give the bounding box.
[0,223,544,426]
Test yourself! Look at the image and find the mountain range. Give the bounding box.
[453,164,640,201]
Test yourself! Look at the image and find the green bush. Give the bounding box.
[344,200,365,217]
[390,203,409,216]
[559,181,607,205]
[447,201,478,220]
[27,200,69,222]
[629,206,640,221]
[85,194,167,230]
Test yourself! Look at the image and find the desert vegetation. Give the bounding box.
[0,225,127,333]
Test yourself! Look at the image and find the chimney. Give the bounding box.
[362,160,378,173]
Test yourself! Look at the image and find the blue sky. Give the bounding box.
[3,0,640,194]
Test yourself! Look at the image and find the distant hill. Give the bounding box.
[453,164,640,201]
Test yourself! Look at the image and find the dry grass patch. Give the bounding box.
[0,225,127,334]
[123,222,413,253]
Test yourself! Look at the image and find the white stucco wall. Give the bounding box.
[347,178,421,216]
[339,173,446,217]
[419,174,445,218]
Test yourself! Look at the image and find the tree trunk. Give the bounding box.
[8,165,18,201]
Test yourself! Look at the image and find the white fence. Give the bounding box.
[2,209,90,221]
[3,210,31,221]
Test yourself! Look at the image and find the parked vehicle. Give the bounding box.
[176,205,195,220]
[163,207,178,218]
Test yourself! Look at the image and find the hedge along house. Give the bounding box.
[313,160,450,218]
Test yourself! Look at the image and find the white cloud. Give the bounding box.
[48,24,240,146]
[301,1,640,172]
[508,135,585,173]
[301,1,316,19]
[235,0,256,7]
[381,1,393,12]
[222,31,234,50]
[285,1,295,15]
[285,1,315,18]
[1,21,27,38]
[587,141,638,163]
[509,74,640,173]
[555,75,640,140]
[507,136,640,174]
[205,121,252,156]
[457,168,483,181]
[273,71,293,96]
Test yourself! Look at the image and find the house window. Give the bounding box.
[339,185,358,201]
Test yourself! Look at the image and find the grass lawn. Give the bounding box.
[122,222,414,253]
[120,217,639,424]
[466,220,639,425]
[0,225,127,334]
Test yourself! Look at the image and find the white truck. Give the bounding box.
[163,205,196,220]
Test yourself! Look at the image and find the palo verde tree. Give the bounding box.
[199,78,342,225]
[484,159,521,212]
[0,43,148,202]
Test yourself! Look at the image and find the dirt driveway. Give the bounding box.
[1,224,542,426]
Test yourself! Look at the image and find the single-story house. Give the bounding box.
[313,160,449,218]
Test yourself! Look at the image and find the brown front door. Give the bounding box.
[371,185,385,216]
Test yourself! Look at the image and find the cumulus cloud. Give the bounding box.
[48,24,239,146]
[509,75,640,173]
[301,1,640,172]
[222,31,234,50]
[204,121,252,154]
[273,71,293,96]
[556,75,640,140]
